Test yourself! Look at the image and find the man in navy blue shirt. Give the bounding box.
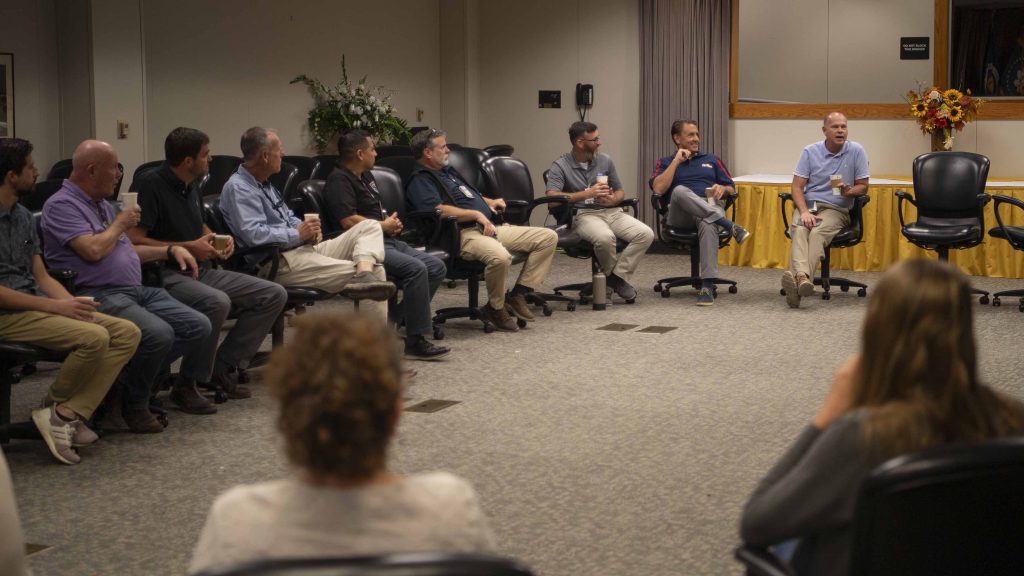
[650,120,750,306]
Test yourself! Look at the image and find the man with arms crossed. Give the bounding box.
[545,121,654,302]
[781,112,869,308]
[129,127,288,398]
[323,130,449,360]
[0,138,139,464]
[650,119,750,306]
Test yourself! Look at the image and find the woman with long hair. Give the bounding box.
[740,258,1024,576]
[189,312,494,574]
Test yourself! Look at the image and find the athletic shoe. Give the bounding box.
[797,273,815,297]
[733,225,752,245]
[340,271,397,302]
[71,420,99,447]
[781,271,801,309]
[696,287,715,306]
[607,274,637,300]
[31,405,80,465]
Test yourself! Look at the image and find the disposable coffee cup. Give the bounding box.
[705,187,717,206]
[304,213,320,222]
[121,192,139,211]
[596,175,609,185]
[830,175,842,196]
[213,234,230,252]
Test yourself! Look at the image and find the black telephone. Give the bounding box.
[576,83,594,107]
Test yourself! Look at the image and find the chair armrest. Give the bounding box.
[778,192,794,239]
[228,244,284,280]
[45,268,77,293]
[992,194,1024,249]
[894,189,915,228]
[734,546,798,576]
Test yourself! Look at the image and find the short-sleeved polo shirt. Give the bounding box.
[322,167,387,237]
[132,163,205,243]
[794,140,870,210]
[648,151,734,204]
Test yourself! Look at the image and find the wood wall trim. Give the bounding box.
[731,103,908,120]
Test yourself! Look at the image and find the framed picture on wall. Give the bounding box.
[0,53,13,137]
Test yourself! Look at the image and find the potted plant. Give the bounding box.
[906,85,984,152]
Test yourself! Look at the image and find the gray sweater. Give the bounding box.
[740,410,876,576]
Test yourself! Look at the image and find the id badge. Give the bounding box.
[458,185,474,198]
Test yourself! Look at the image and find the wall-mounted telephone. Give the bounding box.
[576,83,594,107]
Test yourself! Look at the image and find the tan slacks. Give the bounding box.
[573,207,654,284]
[460,224,558,308]
[0,311,140,419]
[788,206,850,278]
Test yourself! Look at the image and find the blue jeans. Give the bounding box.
[85,286,211,408]
[384,238,446,337]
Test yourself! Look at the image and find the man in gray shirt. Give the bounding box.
[545,122,654,301]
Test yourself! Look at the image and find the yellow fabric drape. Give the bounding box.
[719,181,1024,279]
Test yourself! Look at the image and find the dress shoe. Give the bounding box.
[170,385,218,415]
[123,406,165,434]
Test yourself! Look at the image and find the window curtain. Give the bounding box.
[638,0,731,227]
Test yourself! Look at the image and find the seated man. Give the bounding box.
[129,127,288,398]
[219,127,395,316]
[323,130,449,360]
[42,140,213,430]
[405,128,557,332]
[782,112,869,309]
[0,137,140,464]
[650,119,751,306]
[545,121,654,301]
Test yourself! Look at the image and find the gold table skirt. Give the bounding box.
[719,181,1024,279]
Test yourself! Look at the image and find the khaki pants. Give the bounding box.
[573,207,654,284]
[273,219,388,318]
[460,224,558,308]
[0,311,140,418]
[789,206,850,278]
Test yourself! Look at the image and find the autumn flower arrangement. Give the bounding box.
[906,85,984,151]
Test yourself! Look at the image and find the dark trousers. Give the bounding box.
[383,238,446,337]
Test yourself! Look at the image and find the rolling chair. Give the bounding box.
[735,437,1024,576]
[376,156,419,187]
[268,162,300,208]
[375,144,413,159]
[648,191,738,299]
[311,155,340,180]
[46,158,73,181]
[448,146,490,197]
[200,155,243,198]
[19,179,64,212]
[484,144,515,157]
[896,152,991,303]
[778,193,870,300]
[131,160,163,185]
[194,552,536,576]
[988,194,1024,311]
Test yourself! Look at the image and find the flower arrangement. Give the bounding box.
[291,56,410,153]
[906,85,984,151]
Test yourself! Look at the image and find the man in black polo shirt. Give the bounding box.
[128,127,288,398]
[322,131,449,360]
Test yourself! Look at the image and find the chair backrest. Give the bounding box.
[311,155,340,181]
[195,552,536,576]
[269,162,300,206]
[283,155,317,183]
[201,155,243,197]
[448,147,490,197]
[482,156,534,225]
[376,156,419,187]
[376,144,413,159]
[911,152,990,220]
[849,437,1024,576]
[20,179,65,213]
[372,166,406,220]
[46,159,73,181]
[483,144,515,157]
[130,160,164,188]
[295,179,327,221]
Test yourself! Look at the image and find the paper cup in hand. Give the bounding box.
[213,234,230,252]
[830,175,842,196]
[304,213,320,223]
[705,187,717,206]
[596,175,609,185]
[121,192,139,211]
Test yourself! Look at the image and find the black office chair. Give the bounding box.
[448,146,491,197]
[648,192,738,299]
[896,152,991,303]
[200,155,243,198]
[735,436,1024,576]
[484,144,515,157]
[46,158,73,181]
[311,155,340,181]
[283,155,317,182]
[376,144,413,159]
[778,193,870,300]
[988,194,1024,311]
[130,160,163,186]
[194,552,536,576]
[269,162,300,207]
[376,156,419,187]
[19,179,64,212]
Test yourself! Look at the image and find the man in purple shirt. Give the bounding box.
[41,140,213,432]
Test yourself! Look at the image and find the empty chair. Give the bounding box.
[988,194,1024,311]
[896,151,991,303]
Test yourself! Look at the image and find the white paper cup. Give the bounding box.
[830,175,842,196]
[121,192,138,210]
[304,213,320,222]
[596,175,609,185]
[705,188,717,206]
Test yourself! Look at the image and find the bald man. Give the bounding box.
[41,140,214,432]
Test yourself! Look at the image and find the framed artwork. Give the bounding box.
[0,53,12,137]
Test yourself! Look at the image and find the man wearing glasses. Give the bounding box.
[545,121,654,302]
[219,127,395,319]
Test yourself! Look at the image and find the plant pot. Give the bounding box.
[930,131,950,152]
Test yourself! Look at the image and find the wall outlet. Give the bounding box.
[117,120,129,139]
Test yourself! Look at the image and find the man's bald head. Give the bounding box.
[69,140,121,200]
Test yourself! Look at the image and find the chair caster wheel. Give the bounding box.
[653,284,662,292]
[483,323,494,334]
[979,295,990,305]
[857,288,867,297]
[993,297,1001,307]
[625,298,635,304]
[822,292,831,301]
[779,288,786,296]
[661,289,671,298]
[433,327,445,340]
[447,280,456,288]
[213,389,228,404]
[580,296,590,305]
[566,302,577,312]
[1019,300,1024,313]
[543,306,553,316]
[516,318,527,328]
[728,285,738,294]
[157,414,169,428]
[840,284,850,292]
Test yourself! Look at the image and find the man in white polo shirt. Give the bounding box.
[782,112,870,308]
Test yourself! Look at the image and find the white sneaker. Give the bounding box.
[71,420,99,447]
[31,405,80,465]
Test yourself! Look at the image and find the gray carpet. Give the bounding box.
[5,252,1024,576]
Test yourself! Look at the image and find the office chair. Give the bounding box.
[777,193,870,300]
[311,155,339,180]
[484,144,515,157]
[130,160,163,186]
[375,144,413,159]
[896,151,991,303]
[448,146,491,197]
[194,552,536,576]
[648,192,738,299]
[376,156,419,187]
[268,162,300,208]
[735,436,1024,576]
[19,179,64,212]
[45,158,73,181]
[988,194,1024,311]
[200,155,243,198]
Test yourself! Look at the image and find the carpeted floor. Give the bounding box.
[5,252,1024,576]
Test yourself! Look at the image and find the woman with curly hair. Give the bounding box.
[740,259,1024,576]
[189,312,494,573]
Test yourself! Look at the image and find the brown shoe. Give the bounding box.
[170,385,218,415]
[505,293,536,322]
[478,303,519,332]
[796,273,815,297]
[123,406,164,434]
[211,372,251,400]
